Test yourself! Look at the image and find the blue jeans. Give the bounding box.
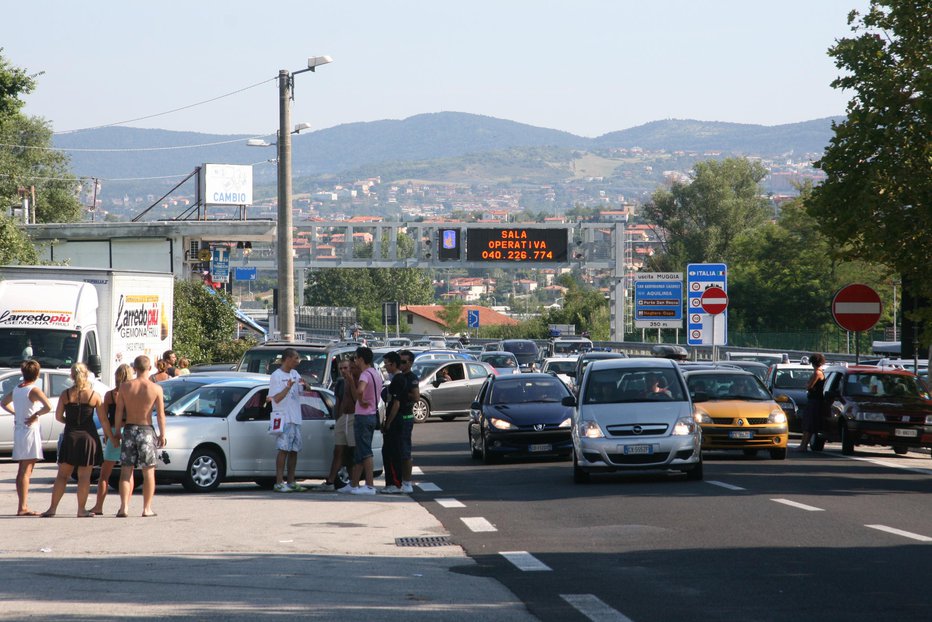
[353,414,377,463]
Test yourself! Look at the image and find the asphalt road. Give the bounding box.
[408,419,932,622]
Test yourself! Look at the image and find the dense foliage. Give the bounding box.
[173,280,254,363]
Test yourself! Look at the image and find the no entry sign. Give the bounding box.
[700,286,728,315]
[833,284,882,332]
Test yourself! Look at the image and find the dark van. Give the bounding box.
[500,339,540,373]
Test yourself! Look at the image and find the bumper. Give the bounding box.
[485,430,573,456]
[701,425,788,450]
[574,433,701,470]
[849,423,932,448]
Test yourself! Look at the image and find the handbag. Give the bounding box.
[268,411,285,435]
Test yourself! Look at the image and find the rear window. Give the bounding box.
[843,373,931,399]
[584,368,686,404]
[773,369,811,389]
[502,341,539,355]
[239,348,327,375]
[483,354,518,368]
[545,360,576,374]
[687,373,771,400]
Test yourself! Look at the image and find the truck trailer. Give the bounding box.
[0,266,174,383]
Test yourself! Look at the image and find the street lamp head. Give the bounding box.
[307,55,333,71]
[293,122,312,134]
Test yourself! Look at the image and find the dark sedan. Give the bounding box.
[468,373,574,463]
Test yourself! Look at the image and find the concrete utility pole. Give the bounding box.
[277,68,295,342]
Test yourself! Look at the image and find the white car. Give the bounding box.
[1,368,109,457]
[540,356,579,388]
[155,376,383,492]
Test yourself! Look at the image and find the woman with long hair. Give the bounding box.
[90,363,132,515]
[798,353,826,451]
[42,363,103,517]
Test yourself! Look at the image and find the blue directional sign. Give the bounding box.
[634,273,683,329]
[233,267,257,281]
[210,246,230,283]
[686,263,727,346]
[467,309,480,329]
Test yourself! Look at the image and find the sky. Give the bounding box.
[3,0,870,138]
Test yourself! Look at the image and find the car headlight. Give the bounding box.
[579,420,604,439]
[558,417,572,428]
[672,416,698,436]
[490,417,516,430]
[694,410,712,424]
[857,411,886,422]
[768,410,787,424]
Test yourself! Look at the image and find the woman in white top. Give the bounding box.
[0,360,52,516]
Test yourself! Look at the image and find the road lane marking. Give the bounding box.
[461,517,497,532]
[847,455,932,476]
[561,594,634,622]
[436,498,465,508]
[707,480,745,491]
[865,524,932,543]
[771,498,825,512]
[412,466,424,475]
[500,551,551,571]
[416,482,442,492]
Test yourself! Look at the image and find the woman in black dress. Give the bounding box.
[42,363,103,517]
[798,353,826,451]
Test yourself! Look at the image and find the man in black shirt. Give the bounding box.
[379,352,406,494]
[398,350,419,494]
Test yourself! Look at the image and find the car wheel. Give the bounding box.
[573,451,590,483]
[840,424,855,455]
[481,432,497,465]
[182,448,224,492]
[770,447,787,460]
[743,449,758,457]
[412,399,430,423]
[255,478,276,490]
[893,445,908,455]
[685,457,704,481]
[810,434,826,452]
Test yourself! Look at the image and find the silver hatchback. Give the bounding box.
[567,358,702,483]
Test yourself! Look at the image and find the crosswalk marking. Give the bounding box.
[500,551,551,571]
[436,498,465,508]
[461,517,497,532]
[561,594,634,622]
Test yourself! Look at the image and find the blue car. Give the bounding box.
[468,373,574,463]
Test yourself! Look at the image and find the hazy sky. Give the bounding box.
[4,0,869,138]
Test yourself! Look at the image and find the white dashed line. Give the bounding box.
[847,455,932,476]
[412,466,424,475]
[865,524,932,543]
[500,551,551,572]
[561,594,634,622]
[707,480,746,491]
[461,516,497,532]
[436,498,465,508]
[416,482,442,492]
[771,498,825,512]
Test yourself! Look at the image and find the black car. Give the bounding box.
[468,373,574,463]
[499,339,541,372]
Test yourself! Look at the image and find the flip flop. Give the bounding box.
[115,511,128,518]
[17,510,40,517]
[77,512,95,518]
[141,513,157,518]
[40,511,55,518]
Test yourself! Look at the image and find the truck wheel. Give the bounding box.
[182,448,224,492]
[412,399,430,423]
[840,425,855,455]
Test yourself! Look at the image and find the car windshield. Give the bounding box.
[687,373,771,400]
[553,341,589,355]
[483,354,518,368]
[0,328,81,370]
[843,373,931,399]
[167,386,251,417]
[545,360,576,374]
[583,368,686,404]
[773,369,811,389]
[490,378,568,404]
[159,378,213,407]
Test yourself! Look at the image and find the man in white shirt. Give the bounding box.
[270,348,306,492]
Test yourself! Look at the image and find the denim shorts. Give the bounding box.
[401,418,415,460]
[276,423,303,453]
[353,414,377,463]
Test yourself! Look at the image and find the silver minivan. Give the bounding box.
[566,358,702,483]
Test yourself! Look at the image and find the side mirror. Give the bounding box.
[562,395,577,407]
[87,354,102,377]
[470,401,481,410]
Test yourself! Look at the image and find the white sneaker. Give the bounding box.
[337,485,356,494]
[350,485,376,496]
[401,482,414,494]
[273,482,289,492]
[379,485,402,494]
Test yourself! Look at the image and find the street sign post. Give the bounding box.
[832,284,882,364]
[634,272,683,330]
[687,263,727,348]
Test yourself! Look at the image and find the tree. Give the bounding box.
[436,300,467,335]
[807,1,932,353]
[644,158,771,270]
[542,274,610,340]
[173,280,251,363]
[0,214,39,264]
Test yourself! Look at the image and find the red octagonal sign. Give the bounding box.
[832,284,882,332]
[700,286,728,315]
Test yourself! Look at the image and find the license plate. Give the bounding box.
[894,428,918,438]
[624,444,653,455]
[528,443,552,452]
[729,431,754,440]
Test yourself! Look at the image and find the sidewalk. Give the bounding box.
[0,460,535,621]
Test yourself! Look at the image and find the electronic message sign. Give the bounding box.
[465,228,568,262]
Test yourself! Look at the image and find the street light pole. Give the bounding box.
[277,69,295,341]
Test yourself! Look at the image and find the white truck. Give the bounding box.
[0,266,174,384]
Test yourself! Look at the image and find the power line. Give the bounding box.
[0,134,272,153]
[53,76,277,135]
[0,172,195,182]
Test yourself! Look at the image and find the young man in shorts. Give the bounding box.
[270,348,306,492]
[312,359,356,491]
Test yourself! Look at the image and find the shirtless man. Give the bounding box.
[114,355,166,517]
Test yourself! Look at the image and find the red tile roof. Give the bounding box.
[401,305,518,327]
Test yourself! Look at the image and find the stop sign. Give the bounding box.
[700,286,728,315]
[833,284,882,332]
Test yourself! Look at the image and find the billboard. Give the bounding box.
[200,164,253,206]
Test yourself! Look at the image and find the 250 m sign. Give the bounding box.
[465,228,568,263]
